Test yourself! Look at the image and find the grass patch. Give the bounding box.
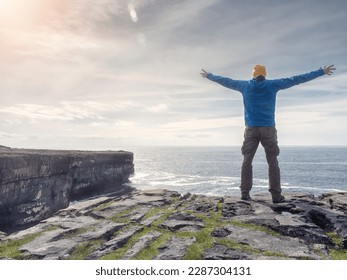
[326,232,347,260]
[0,233,42,259]
[182,207,222,259]
[142,207,165,220]
[68,240,103,260]
[0,226,58,260]
[129,208,178,260]
[329,249,347,260]
[219,238,257,254]
[111,207,137,223]
[181,228,213,260]
[100,227,149,260]
[132,230,171,260]
[93,200,116,211]
[230,220,281,236]
[326,232,344,247]
[58,227,93,240]
[151,208,176,227]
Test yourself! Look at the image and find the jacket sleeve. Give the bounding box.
[206,73,246,93]
[272,69,325,91]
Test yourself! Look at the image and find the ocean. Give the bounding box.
[129,146,347,197]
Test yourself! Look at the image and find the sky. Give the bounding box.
[0,0,346,150]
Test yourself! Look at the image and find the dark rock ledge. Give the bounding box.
[0,148,134,232]
[0,189,346,260]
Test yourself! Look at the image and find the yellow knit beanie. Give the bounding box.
[252,64,266,78]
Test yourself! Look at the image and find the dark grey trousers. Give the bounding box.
[240,126,281,195]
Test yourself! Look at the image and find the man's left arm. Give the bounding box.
[273,65,336,91]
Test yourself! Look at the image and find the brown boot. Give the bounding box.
[241,192,252,201]
[272,194,285,203]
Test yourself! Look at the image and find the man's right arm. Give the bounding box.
[201,69,246,92]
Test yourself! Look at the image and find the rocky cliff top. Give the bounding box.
[0,147,132,156]
[1,189,346,260]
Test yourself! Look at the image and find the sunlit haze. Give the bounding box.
[0,0,346,150]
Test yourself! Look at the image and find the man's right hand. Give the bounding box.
[323,65,336,75]
[200,69,210,78]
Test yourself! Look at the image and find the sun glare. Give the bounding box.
[0,0,49,28]
[0,0,14,9]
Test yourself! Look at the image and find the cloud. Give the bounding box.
[0,103,102,121]
[161,117,243,131]
[146,103,168,113]
[0,100,170,122]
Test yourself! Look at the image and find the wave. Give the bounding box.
[131,171,346,196]
[132,172,241,187]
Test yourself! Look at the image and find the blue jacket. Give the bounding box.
[207,69,325,127]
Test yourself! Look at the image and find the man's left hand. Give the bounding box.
[323,65,336,75]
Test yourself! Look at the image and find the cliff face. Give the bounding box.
[0,148,134,232]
